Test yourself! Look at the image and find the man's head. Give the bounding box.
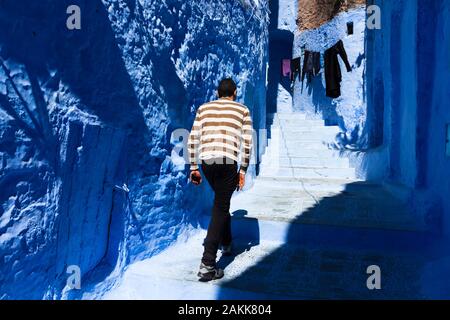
[217,78,237,100]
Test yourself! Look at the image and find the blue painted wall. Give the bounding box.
[0,0,269,299]
[418,0,450,236]
[367,0,450,235]
[1,0,449,300]
[266,0,296,115]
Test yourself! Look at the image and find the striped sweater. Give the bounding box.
[188,98,253,174]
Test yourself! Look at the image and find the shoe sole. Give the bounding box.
[197,271,224,282]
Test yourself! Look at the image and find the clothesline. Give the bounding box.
[280,39,352,99]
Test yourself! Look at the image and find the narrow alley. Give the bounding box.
[1,0,449,301]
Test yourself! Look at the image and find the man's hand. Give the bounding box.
[237,173,245,191]
[190,170,202,185]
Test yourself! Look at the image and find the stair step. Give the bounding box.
[276,148,338,157]
[260,167,356,180]
[232,191,409,217]
[271,125,341,134]
[255,177,364,191]
[274,119,325,127]
[275,113,307,120]
[282,140,336,146]
[225,174,429,242]
[235,183,394,201]
[260,156,350,168]
[267,140,332,150]
[265,145,339,158]
[281,132,339,141]
[204,215,432,253]
[271,132,339,144]
[223,180,430,248]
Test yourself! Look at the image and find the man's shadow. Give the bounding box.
[216,209,260,271]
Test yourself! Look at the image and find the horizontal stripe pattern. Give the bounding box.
[188,99,253,173]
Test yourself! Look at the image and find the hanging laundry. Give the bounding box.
[324,40,352,98]
[282,59,291,78]
[301,51,321,84]
[290,57,301,82]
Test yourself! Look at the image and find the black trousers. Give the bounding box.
[201,158,238,266]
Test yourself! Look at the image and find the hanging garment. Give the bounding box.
[301,51,321,84]
[290,57,301,82]
[282,59,291,78]
[324,40,352,98]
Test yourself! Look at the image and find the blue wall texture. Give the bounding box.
[1,0,449,300]
[366,0,450,234]
[0,0,269,299]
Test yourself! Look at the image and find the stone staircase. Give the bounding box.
[230,112,428,239]
[259,113,356,180]
[197,112,431,299]
[97,112,433,300]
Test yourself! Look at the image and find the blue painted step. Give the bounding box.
[200,214,435,254]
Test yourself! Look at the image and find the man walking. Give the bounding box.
[188,78,253,282]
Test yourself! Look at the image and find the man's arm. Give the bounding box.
[187,108,202,184]
[240,108,253,175]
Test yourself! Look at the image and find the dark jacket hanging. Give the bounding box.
[324,40,352,98]
[290,57,301,82]
[301,51,321,84]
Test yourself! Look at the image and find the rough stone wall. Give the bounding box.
[0,0,269,299]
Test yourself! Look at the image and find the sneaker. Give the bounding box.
[197,263,224,282]
[221,244,233,256]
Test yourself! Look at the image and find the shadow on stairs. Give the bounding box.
[203,112,436,299]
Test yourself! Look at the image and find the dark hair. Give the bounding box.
[217,78,237,98]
